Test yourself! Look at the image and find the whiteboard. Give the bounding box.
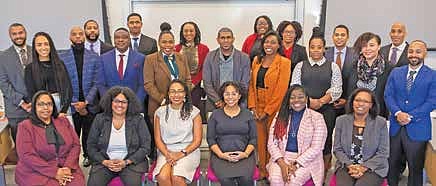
[325,0,436,49]
[0,0,104,50]
[131,0,295,50]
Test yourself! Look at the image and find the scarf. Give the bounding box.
[357,54,385,84]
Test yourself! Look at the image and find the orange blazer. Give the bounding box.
[248,54,291,116]
[143,51,192,118]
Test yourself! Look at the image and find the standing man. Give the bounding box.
[84,19,113,56]
[58,26,100,167]
[381,22,409,67]
[97,28,146,106]
[203,27,251,112]
[385,40,436,186]
[325,24,357,115]
[0,23,32,142]
[126,13,158,55]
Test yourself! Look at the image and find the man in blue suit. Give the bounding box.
[97,27,146,109]
[58,26,100,167]
[385,40,436,186]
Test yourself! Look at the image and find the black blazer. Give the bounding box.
[87,113,151,173]
[99,40,114,55]
[137,34,158,56]
[289,44,308,73]
[380,43,409,67]
[344,58,393,118]
[325,46,358,99]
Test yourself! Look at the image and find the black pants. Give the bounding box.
[317,104,336,155]
[72,112,95,157]
[219,176,254,186]
[336,167,383,186]
[191,84,207,123]
[388,126,426,186]
[8,117,26,143]
[87,166,143,186]
[144,95,156,160]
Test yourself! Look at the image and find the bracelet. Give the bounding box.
[181,149,188,156]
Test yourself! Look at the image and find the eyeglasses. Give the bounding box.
[169,90,185,95]
[353,99,372,104]
[223,92,239,97]
[283,31,296,35]
[36,102,53,107]
[112,99,128,105]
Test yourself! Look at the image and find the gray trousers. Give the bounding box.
[336,167,384,186]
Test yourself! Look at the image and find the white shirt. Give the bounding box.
[389,41,407,63]
[130,34,141,49]
[85,40,101,55]
[107,122,128,160]
[407,63,423,81]
[161,52,177,80]
[116,48,129,76]
[334,47,347,67]
[13,45,27,66]
[291,57,343,103]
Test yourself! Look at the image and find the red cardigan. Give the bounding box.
[175,43,209,86]
[242,33,260,55]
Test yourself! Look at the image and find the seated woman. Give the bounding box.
[207,81,257,186]
[87,86,151,186]
[333,88,388,186]
[15,91,84,186]
[153,80,202,186]
[267,85,327,185]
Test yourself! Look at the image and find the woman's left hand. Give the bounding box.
[232,151,248,161]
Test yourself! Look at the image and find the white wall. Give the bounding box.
[0,0,104,50]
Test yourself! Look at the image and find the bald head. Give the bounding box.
[390,22,407,46]
[70,26,85,45]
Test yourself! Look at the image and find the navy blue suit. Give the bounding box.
[384,64,436,186]
[97,49,146,107]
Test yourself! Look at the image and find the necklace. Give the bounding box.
[224,106,240,118]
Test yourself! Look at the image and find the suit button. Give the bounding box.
[405,100,409,104]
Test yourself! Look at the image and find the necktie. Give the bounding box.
[90,42,95,53]
[406,70,417,91]
[133,38,139,51]
[19,49,28,67]
[118,54,125,79]
[390,47,398,65]
[336,51,342,69]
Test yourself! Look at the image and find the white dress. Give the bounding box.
[152,105,201,183]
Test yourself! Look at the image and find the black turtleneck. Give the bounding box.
[72,44,85,101]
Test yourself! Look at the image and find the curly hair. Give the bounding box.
[276,20,303,43]
[218,81,246,105]
[163,79,193,122]
[99,86,143,117]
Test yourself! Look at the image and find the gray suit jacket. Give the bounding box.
[333,114,389,177]
[137,34,158,56]
[99,40,114,55]
[0,45,32,118]
[202,48,251,111]
[380,43,409,67]
[325,46,357,99]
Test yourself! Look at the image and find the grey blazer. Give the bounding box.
[380,43,409,67]
[333,114,389,177]
[202,48,251,112]
[87,113,151,173]
[137,34,158,56]
[0,45,32,118]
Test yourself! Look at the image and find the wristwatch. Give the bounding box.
[181,149,188,156]
[124,160,130,166]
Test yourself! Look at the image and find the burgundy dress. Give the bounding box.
[15,117,85,186]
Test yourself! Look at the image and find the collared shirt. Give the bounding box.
[13,45,27,65]
[407,63,423,81]
[130,34,141,49]
[161,52,177,80]
[389,41,407,63]
[115,48,129,75]
[219,48,234,85]
[291,57,343,102]
[334,47,347,67]
[85,40,101,55]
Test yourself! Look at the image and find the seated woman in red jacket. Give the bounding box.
[15,90,84,186]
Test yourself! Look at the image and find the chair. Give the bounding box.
[206,163,260,186]
[329,174,388,186]
[146,161,202,186]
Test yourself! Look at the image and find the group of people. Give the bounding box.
[0,12,434,186]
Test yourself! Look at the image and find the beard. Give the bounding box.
[408,57,424,67]
[85,33,99,42]
[12,37,26,47]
